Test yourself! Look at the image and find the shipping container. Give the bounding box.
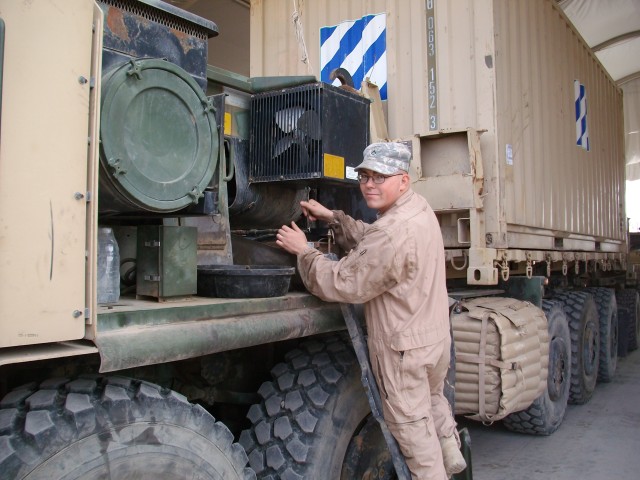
[250,0,626,285]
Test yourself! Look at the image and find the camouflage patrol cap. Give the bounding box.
[355,142,411,175]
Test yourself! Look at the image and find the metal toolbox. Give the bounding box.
[136,226,198,299]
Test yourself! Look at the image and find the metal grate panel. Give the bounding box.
[249,82,369,184]
[99,0,214,39]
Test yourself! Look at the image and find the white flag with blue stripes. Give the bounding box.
[575,80,590,151]
[320,13,387,100]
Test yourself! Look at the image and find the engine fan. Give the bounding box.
[272,106,322,168]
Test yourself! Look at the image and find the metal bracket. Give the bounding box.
[126,60,143,80]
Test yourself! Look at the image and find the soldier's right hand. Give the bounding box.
[300,200,335,223]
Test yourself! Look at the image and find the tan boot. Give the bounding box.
[439,434,467,477]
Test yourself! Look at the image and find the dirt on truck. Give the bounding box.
[1,1,639,479]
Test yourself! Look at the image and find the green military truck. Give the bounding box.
[0,1,638,479]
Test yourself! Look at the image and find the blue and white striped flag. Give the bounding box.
[575,80,590,151]
[320,13,387,100]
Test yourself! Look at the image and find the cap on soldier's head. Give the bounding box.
[355,142,411,175]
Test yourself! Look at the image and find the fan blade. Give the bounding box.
[272,136,310,169]
[273,135,295,157]
[297,140,310,167]
[274,107,305,133]
[297,110,321,140]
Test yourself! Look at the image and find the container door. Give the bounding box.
[0,0,96,347]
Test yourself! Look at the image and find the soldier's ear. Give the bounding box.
[400,173,410,189]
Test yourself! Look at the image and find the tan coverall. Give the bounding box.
[297,190,456,480]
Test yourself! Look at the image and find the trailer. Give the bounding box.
[0,0,638,479]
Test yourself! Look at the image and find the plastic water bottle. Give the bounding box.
[97,227,120,304]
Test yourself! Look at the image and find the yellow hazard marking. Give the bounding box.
[323,153,345,179]
[224,112,232,136]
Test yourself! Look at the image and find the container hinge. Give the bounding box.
[144,274,161,282]
[144,241,161,248]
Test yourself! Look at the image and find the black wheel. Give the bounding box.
[586,287,618,382]
[502,300,571,435]
[0,375,255,480]
[627,291,640,351]
[240,334,394,480]
[616,289,639,357]
[553,291,600,405]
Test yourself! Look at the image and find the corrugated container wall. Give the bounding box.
[250,0,625,249]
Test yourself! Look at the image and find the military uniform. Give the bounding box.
[297,189,457,480]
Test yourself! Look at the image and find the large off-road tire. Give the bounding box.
[502,300,571,435]
[587,287,618,382]
[626,290,639,351]
[240,334,394,480]
[553,291,600,405]
[616,289,639,357]
[0,375,255,480]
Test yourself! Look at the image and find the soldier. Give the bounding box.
[276,142,467,479]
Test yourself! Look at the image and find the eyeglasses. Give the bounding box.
[357,173,403,184]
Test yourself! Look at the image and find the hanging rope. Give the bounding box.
[292,0,314,74]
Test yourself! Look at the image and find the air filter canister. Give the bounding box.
[99,58,219,214]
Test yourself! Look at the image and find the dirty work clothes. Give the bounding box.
[371,335,451,479]
[297,190,456,479]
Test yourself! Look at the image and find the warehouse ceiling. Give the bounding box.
[558,0,640,85]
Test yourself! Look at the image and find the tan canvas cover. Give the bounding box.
[452,297,549,422]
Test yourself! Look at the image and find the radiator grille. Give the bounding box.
[249,83,370,184]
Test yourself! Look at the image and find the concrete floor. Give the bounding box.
[460,350,640,480]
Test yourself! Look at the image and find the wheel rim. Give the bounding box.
[583,320,598,376]
[548,335,570,401]
[341,415,395,480]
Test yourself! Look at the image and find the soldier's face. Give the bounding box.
[358,169,410,214]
